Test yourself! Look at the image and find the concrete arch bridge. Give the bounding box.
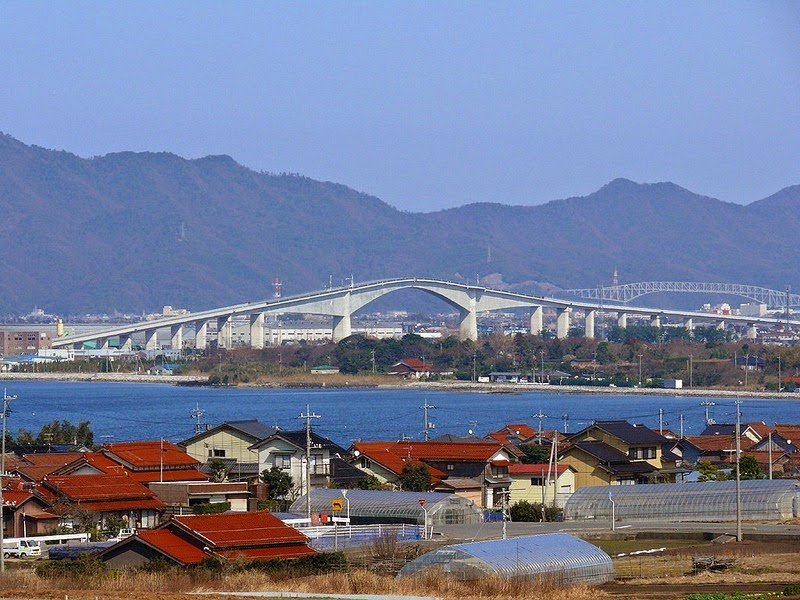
[51,278,800,350]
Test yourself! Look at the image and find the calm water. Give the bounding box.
[2,381,799,446]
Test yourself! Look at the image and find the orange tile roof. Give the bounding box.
[218,545,316,560]
[684,435,756,453]
[508,463,571,476]
[103,441,201,470]
[773,425,800,443]
[355,440,504,467]
[2,490,33,506]
[746,422,772,439]
[172,512,310,548]
[503,423,536,438]
[136,529,208,565]
[126,469,209,484]
[22,452,86,467]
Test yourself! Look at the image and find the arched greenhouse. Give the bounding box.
[564,479,800,522]
[397,533,614,585]
[290,488,483,525]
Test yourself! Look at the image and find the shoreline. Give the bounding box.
[1,372,798,400]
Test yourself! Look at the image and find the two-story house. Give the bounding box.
[350,440,516,508]
[560,420,681,488]
[179,420,280,482]
[250,430,346,496]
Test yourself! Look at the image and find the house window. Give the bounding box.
[211,449,226,458]
[628,447,657,460]
[275,454,292,469]
[361,457,372,469]
[530,477,544,486]
[446,464,454,471]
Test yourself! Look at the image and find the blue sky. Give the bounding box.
[1,2,798,210]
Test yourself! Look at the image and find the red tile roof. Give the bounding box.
[22,453,85,467]
[43,474,166,512]
[172,512,310,548]
[746,422,772,439]
[136,529,208,565]
[773,425,800,443]
[218,545,316,560]
[103,441,201,470]
[2,490,33,506]
[354,440,505,469]
[126,469,210,484]
[685,435,756,453]
[508,463,571,476]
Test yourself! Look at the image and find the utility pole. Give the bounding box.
[371,349,376,374]
[0,388,16,574]
[498,489,511,540]
[540,350,545,384]
[533,410,547,445]
[422,402,436,441]
[778,354,782,393]
[688,354,693,390]
[637,353,643,386]
[744,352,750,388]
[735,398,742,542]
[701,401,715,426]
[159,437,164,483]
[472,351,477,383]
[659,408,664,435]
[768,431,773,480]
[298,405,321,523]
[191,402,205,435]
[679,414,684,439]
[562,413,569,434]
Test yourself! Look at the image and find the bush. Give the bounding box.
[509,500,562,522]
[195,551,347,576]
[35,554,107,578]
[191,501,231,514]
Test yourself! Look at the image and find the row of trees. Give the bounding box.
[8,419,94,450]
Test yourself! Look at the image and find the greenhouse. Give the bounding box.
[289,489,483,525]
[397,533,614,585]
[564,479,800,522]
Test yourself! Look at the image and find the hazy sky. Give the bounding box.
[1,2,798,210]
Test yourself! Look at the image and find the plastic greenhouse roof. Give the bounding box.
[398,533,614,585]
[290,488,482,524]
[564,479,800,522]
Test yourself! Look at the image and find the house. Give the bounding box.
[310,365,339,375]
[508,463,575,507]
[1,480,59,537]
[350,440,516,508]
[386,358,452,379]
[488,372,524,383]
[733,355,765,370]
[700,423,764,445]
[486,423,536,445]
[561,420,681,487]
[250,430,347,494]
[41,473,165,529]
[96,512,315,568]
[101,441,209,485]
[148,481,250,513]
[148,364,178,376]
[180,419,280,481]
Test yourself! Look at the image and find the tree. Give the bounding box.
[207,458,228,483]
[739,455,765,480]
[518,444,551,464]
[397,462,431,492]
[36,420,94,447]
[510,500,561,522]
[358,474,385,490]
[697,461,727,482]
[261,467,295,500]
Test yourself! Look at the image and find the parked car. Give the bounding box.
[2,539,42,559]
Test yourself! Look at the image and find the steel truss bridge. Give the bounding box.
[52,278,800,351]
[559,281,799,308]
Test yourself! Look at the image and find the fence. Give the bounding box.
[298,523,425,551]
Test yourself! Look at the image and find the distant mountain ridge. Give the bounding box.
[0,133,798,314]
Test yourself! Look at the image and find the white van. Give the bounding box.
[2,539,42,559]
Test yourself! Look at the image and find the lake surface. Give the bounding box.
[2,380,798,446]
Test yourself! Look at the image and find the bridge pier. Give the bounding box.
[617,312,627,329]
[119,334,132,352]
[144,329,159,351]
[584,310,596,339]
[716,320,726,331]
[332,314,352,342]
[556,307,571,339]
[250,313,265,349]
[747,324,758,340]
[650,315,662,329]
[458,307,478,342]
[170,325,183,350]
[97,337,109,350]
[217,316,232,349]
[684,318,694,332]
[529,306,543,336]
[195,320,208,351]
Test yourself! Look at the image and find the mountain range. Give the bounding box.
[1,132,798,315]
